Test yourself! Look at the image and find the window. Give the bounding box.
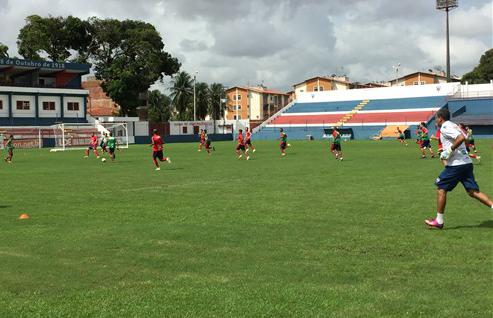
[421,81,425,85]
[182,126,188,134]
[16,100,30,110]
[233,115,237,120]
[67,102,80,111]
[0,100,2,110]
[319,86,324,91]
[314,87,318,92]
[235,95,242,101]
[42,101,56,111]
[238,115,241,120]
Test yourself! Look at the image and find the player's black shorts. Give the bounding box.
[205,140,211,149]
[153,150,164,160]
[280,142,287,150]
[332,143,341,151]
[109,147,115,155]
[468,140,475,145]
[398,136,404,140]
[237,144,245,151]
[421,140,430,148]
[246,139,252,146]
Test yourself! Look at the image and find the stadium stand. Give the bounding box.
[253,82,493,140]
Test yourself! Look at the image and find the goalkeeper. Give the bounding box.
[424,108,493,229]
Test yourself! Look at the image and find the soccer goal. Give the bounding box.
[50,122,129,152]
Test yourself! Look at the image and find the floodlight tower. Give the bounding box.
[436,0,458,83]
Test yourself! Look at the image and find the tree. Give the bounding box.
[0,43,8,58]
[209,83,226,120]
[195,82,210,120]
[169,71,193,120]
[17,15,90,61]
[462,49,493,84]
[147,90,171,123]
[89,18,180,115]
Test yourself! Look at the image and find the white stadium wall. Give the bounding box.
[297,83,461,103]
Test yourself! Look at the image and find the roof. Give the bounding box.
[293,76,351,88]
[451,114,493,126]
[397,71,461,81]
[226,86,289,95]
[0,58,91,75]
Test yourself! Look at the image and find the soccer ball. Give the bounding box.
[102,158,107,163]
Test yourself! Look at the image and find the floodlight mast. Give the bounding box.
[436,0,458,83]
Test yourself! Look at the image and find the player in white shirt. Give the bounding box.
[425,108,493,229]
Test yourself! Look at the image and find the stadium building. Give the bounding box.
[253,82,493,140]
[0,58,90,126]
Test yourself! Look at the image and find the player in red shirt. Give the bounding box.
[244,127,256,154]
[459,124,480,163]
[84,133,100,158]
[236,129,249,160]
[198,129,206,152]
[151,129,171,171]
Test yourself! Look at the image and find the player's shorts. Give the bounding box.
[246,139,252,146]
[205,140,211,149]
[468,139,475,146]
[435,163,479,192]
[8,149,13,156]
[398,135,404,140]
[153,150,164,160]
[236,144,245,151]
[109,147,115,155]
[280,142,287,150]
[88,145,94,150]
[421,140,430,148]
[332,143,341,151]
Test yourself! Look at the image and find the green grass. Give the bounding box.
[0,140,491,317]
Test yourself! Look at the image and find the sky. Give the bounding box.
[0,0,491,92]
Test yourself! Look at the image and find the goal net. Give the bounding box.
[50,122,129,152]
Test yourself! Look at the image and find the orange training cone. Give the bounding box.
[18,213,30,220]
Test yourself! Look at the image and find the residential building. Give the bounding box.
[225,86,289,121]
[81,76,120,117]
[390,71,461,87]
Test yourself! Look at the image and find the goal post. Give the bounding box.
[50,122,129,152]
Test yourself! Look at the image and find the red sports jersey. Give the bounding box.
[152,135,163,151]
[246,131,251,140]
[200,132,205,141]
[237,133,244,145]
[332,131,338,139]
[421,127,428,134]
[90,136,97,146]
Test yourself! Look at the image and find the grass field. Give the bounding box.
[0,140,492,317]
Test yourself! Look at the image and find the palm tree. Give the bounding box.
[209,83,226,121]
[195,82,210,120]
[147,90,171,123]
[169,71,193,120]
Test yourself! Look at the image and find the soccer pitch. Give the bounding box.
[0,140,491,317]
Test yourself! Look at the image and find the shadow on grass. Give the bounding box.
[0,205,11,208]
[447,220,493,230]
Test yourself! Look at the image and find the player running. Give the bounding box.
[330,127,344,161]
[100,133,108,154]
[106,132,118,161]
[465,126,477,153]
[236,129,249,160]
[84,133,100,158]
[4,134,14,163]
[425,109,493,229]
[396,127,407,146]
[198,129,206,152]
[204,129,214,155]
[151,129,171,171]
[459,124,481,163]
[245,127,256,154]
[279,128,288,157]
[418,122,435,159]
[431,128,447,166]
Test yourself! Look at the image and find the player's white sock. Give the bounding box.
[436,213,444,224]
[490,205,493,209]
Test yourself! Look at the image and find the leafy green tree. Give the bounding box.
[89,18,180,115]
[147,90,171,123]
[195,82,210,120]
[169,71,193,120]
[209,83,226,120]
[17,15,92,62]
[0,43,8,58]
[462,49,493,84]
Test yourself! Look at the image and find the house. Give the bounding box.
[391,71,461,87]
[81,76,120,117]
[293,76,351,98]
